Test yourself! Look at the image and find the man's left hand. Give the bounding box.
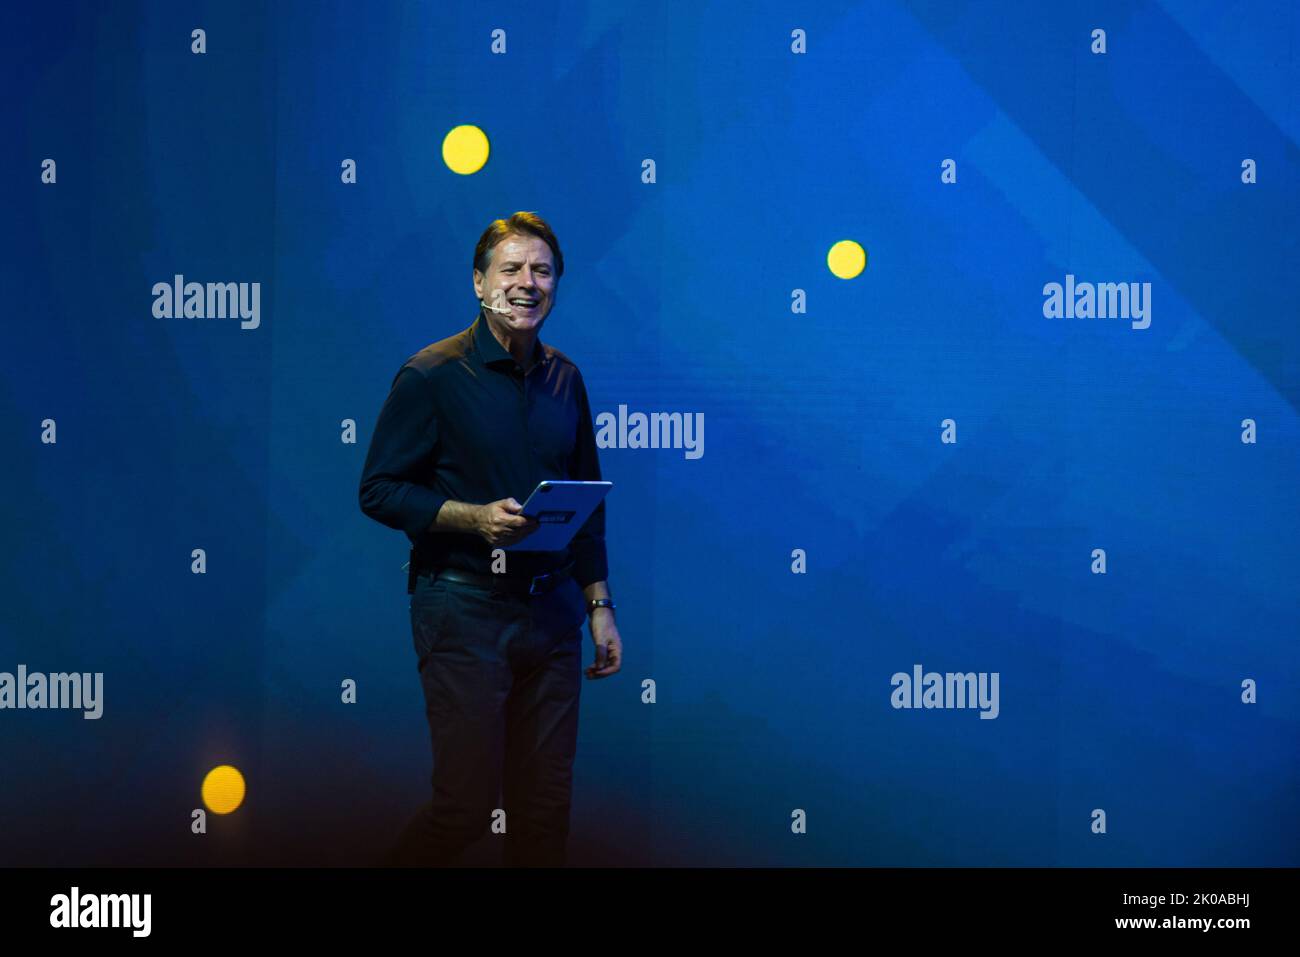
[585,609,622,679]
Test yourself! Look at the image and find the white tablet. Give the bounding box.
[502,480,613,552]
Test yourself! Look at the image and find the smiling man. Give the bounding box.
[359,211,623,867]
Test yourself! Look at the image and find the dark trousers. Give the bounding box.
[389,569,586,867]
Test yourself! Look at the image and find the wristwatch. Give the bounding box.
[587,598,616,617]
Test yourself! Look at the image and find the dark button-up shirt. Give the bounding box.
[358,308,608,588]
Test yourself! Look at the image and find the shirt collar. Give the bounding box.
[471,308,549,371]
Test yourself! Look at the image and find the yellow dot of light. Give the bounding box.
[442,124,491,175]
[201,764,246,815]
[827,239,867,279]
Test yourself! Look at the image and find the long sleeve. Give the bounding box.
[358,365,448,538]
[567,370,609,588]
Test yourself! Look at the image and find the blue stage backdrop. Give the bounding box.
[1,0,1296,867]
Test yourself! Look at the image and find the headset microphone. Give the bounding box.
[480,298,514,316]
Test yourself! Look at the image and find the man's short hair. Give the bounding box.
[473,211,565,280]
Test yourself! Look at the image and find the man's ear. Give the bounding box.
[472,269,484,300]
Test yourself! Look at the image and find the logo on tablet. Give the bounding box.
[535,510,576,525]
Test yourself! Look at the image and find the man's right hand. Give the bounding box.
[474,498,540,546]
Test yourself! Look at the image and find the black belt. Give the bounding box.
[409,553,574,597]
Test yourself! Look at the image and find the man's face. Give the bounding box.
[473,233,558,334]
